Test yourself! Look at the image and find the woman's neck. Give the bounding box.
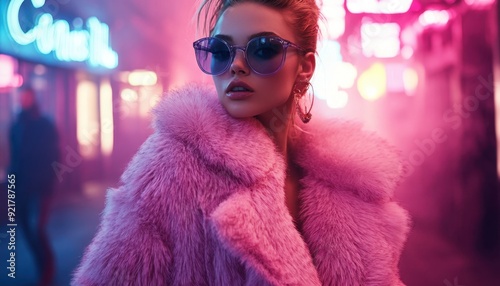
[256,98,295,158]
[256,98,303,225]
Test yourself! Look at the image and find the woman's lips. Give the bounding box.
[226,91,253,100]
[225,81,254,100]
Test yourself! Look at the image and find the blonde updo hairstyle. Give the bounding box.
[197,0,321,55]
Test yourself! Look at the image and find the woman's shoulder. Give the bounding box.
[151,83,266,146]
[121,83,281,188]
[292,119,403,203]
[152,83,223,136]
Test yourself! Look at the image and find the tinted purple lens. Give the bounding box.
[246,37,285,75]
[193,38,231,75]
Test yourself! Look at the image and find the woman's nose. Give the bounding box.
[230,49,250,75]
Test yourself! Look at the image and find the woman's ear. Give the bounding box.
[297,52,316,82]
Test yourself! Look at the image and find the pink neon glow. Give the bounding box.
[346,0,413,14]
[418,10,451,27]
[403,67,419,95]
[361,23,400,58]
[0,54,17,88]
[327,91,349,109]
[386,63,406,93]
[13,75,23,87]
[321,0,346,40]
[465,0,495,8]
[401,46,414,59]
[357,62,387,101]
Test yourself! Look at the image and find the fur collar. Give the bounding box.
[153,83,402,203]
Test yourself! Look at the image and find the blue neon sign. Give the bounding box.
[0,0,118,70]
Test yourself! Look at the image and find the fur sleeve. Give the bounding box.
[72,133,206,285]
[71,187,173,285]
[379,200,411,285]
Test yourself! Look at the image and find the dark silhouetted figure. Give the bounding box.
[8,85,59,286]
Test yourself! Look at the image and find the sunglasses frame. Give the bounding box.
[193,35,306,76]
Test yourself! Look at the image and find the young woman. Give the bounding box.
[73,0,410,285]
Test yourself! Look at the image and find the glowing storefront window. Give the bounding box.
[77,80,99,159]
[100,78,114,156]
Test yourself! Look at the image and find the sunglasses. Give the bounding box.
[193,35,305,76]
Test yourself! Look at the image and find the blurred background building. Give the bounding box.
[0,0,499,285]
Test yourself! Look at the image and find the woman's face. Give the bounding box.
[211,2,312,123]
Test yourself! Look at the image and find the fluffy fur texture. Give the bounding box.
[72,84,410,286]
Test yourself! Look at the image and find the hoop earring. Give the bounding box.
[294,82,314,123]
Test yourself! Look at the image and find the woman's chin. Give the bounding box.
[225,109,258,119]
[220,102,261,119]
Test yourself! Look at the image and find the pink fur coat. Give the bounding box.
[72,84,410,285]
